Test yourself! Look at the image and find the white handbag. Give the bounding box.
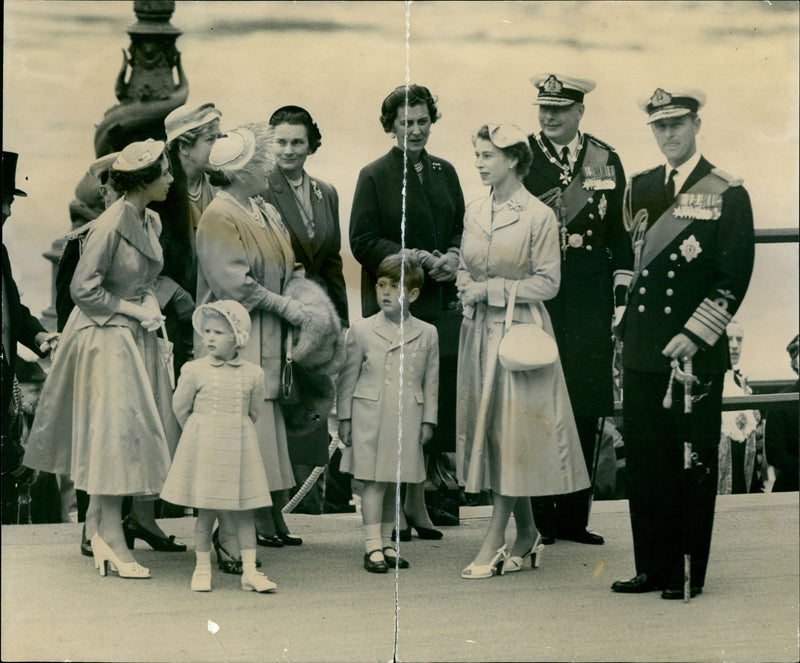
[498,281,558,371]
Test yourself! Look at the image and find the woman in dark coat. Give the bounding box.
[257,105,349,526]
[350,84,465,538]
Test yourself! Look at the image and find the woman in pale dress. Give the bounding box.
[456,124,590,579]
[24,140,179,579]
[196,124,310,567]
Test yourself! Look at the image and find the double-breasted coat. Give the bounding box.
[337,312,438,483]
[455,187,590,497]
[523,132,633,417]
[619,155,755,589]
[196,194,300,491]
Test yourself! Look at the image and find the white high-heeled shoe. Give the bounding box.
[505,533,545,573]
[461,545,508,579]
[241,570,277,593]
[91,534,150,579]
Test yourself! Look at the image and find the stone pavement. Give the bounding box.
[1,493,798,662]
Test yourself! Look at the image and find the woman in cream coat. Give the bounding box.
[457,124,589,579]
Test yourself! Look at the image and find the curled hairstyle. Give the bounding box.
[473,125,533,179]
[207,122,276,188]
[377,252,425,292]
[269,106,322,154]
[380,84,440,133]
[109,149,167,193]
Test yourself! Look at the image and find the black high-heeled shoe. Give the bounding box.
[80,524,93,557]
[276,532,303,546]
[122,515,187,552]
[391,527,412,543]
[211,527,262,575]
[405,514,443,540]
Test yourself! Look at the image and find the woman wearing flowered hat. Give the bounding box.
[24,139,179,579]
[350,84,465,539]
[457,124,589,579]
[196,124,311,570]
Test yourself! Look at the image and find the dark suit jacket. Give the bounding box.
[621,156,755,375]
[349,147,464,350]
[260,168,348,328]
[2,243,46,434]
[523,132,632,416]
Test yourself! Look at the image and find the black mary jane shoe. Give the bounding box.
[212,527,261,575]
[382,547,410,569]
[363,552,388,574]
[80,525,93,557]
[276,532,303,546]
[406,516,443,541]
[256,533,284,548]
[611,573,665,594]
[661,587,703,600]
[122,515,187,552]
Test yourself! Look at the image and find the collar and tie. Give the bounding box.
[560,146,570,168]
[665,167,678,203]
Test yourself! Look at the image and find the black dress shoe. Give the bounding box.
[540,534,556,545]
[256,534,284,548]
[611,573,665,593]
[382,547,410,569]
[391,527,412,542]
[277,532,303,546]
[558,529,604,545]
[363,552,388,573]
[122,515,187,552]
[661,587,702,600]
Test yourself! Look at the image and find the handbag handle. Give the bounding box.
[503,280,544,331]
[504,281,520,332]
[282,327,293,400]
[157,323,169,343]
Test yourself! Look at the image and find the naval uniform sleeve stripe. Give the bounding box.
[487,277,507,308]
[613,270,633,289]
[684,298,732,346]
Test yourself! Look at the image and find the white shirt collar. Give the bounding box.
[665,150,702,195]
[551,132,581,166]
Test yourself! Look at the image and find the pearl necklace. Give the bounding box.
[216,190,265,227]
[186,177,202,203]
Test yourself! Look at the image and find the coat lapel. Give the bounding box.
[266,168,314,262]
[373,312,422,349]
[116,200,161,262]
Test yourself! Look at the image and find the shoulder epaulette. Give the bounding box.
[630,165,661,179]
[711,167,744,187]
[585,133,616,152]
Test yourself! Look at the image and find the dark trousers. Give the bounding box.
[531,415,598,536]
[623,369,722,589]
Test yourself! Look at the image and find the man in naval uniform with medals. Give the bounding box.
[611,88,754,599]
[522,73,634,546]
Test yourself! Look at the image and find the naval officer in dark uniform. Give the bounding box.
[522,73,633,546]
[612,88,755,599]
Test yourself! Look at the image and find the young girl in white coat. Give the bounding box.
[337,253,440,573]
[161,300,277,593]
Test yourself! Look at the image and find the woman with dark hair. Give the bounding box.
[151,102,222,377]
[24,140,179,579]
[350,84,465,540]
[456,124,589,579]
[257,105,349,527]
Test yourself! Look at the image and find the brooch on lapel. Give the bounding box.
[431,161,443,171]
[673,193,722,220]
[311,180,323,201]
[582,166,616,190]
[679,235,702,263]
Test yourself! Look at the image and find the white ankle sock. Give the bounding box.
[364,523,382,556]
[195,550,212,569]
[240,548,258,575]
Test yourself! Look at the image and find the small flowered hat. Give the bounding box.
[192,300,251,348]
